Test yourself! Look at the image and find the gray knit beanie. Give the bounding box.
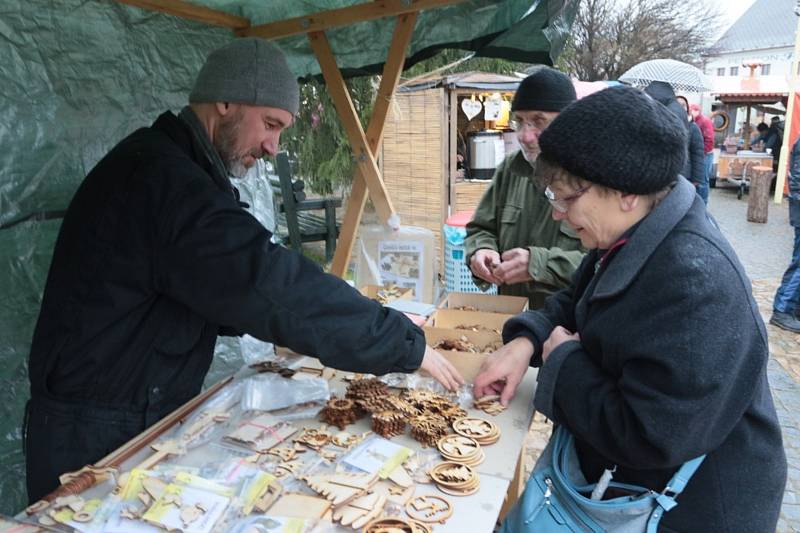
[190,38,299,116]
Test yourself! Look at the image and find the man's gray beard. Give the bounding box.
[215,111,249,178]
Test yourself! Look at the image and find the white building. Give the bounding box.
[701,0,796,138]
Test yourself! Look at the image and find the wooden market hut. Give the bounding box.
[0,0,578,511]
[381,72,521,271]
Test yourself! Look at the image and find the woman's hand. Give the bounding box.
[473,337,534,406]
[420,345,465,391]
[542,326,580,363]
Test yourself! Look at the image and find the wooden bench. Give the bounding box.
[269,152,342,262]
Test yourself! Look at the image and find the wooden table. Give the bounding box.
[19,356,538,532]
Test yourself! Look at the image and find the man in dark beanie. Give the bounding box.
[465,67,585,308]
[25,38,462,502]
[476,86,786,532]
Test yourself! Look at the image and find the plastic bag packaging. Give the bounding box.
[380,372,412,389]
[173,381,243,448]
[355,225,436,303]
[241,373,330,412]
[228,516,332,533]
[268,400,327,422]
[240,334,276,366]
[457,383,475,409]
[403,448,441,484]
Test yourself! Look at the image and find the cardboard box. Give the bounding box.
[359,284,414,304]
[441,292,528,314]
[426,309,513,332]
[423,326,502,353]
[440,350,489,383]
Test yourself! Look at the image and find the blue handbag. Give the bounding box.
[500,427,705,533]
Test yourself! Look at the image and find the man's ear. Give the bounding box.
[215,102,230,116]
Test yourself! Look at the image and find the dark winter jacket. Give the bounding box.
[644,82,705,185]
[29,111,426,415]
[504,177,787,532]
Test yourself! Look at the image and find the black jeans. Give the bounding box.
[24,395,147,503]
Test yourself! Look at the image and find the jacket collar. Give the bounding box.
[590,176,696,300]
[510,149,537,179]
[152,108,236,198]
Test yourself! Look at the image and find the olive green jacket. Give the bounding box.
[464,151,586,308]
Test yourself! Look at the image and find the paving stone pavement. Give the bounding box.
[522,187,800,532]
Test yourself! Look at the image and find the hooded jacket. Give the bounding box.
[644,82,706,185]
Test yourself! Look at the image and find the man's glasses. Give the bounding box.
[509,116,550,132]
[544,185,591,213]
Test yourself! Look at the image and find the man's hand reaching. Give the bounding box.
[420,345,465,391]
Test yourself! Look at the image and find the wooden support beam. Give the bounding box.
[116,0,250,29]
[239,0,461,39]
[329,13,417,277]
[309,30,397,232]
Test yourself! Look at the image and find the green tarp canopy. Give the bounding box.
[0,0,577,511]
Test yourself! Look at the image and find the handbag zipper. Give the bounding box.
[544,476,598,531]
[523,479,552,524]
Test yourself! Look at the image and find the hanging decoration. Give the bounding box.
[461,96,482,120]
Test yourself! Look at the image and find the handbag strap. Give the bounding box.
[654,454,706,512]
[553,426,705,509]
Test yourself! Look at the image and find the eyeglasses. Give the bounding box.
[544,185,591,213]
[509,116,550,132]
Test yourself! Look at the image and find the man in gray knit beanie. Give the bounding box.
[186,37,299,177]
[26,37,464,503]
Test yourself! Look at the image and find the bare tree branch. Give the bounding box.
[557,0,723,81]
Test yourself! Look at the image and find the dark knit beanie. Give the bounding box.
[511,67,577,112]
[190,38,299,116]
[538,86,687,194]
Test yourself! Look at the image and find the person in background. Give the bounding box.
[754,122,770,147]
[645,82,707,204]
[25,38,463,503]
[476,86,786,532]
[770,136,800,333]
[690,103,715,200]
[766,116,785,172]
[464,67,585,308]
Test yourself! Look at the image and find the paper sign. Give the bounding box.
[484,98,502,120]
[343,436,413,478]
[461,98,482,120]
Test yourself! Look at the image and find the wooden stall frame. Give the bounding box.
[102,0,534,516]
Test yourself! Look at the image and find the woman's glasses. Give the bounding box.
[544,185,591,213]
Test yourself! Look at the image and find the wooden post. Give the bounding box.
[747,165,773,223]
[328,13,417,277]
[743,105,752,151]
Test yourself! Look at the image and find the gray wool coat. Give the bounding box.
[504,177,787,532]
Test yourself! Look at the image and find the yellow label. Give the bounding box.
[378,447,413,479]
[242,472,276,515]
[175,472,235,497]
[120,469,149,501]
[142,484,184,523]
[282,518,305,533]
[54,499,102,524]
